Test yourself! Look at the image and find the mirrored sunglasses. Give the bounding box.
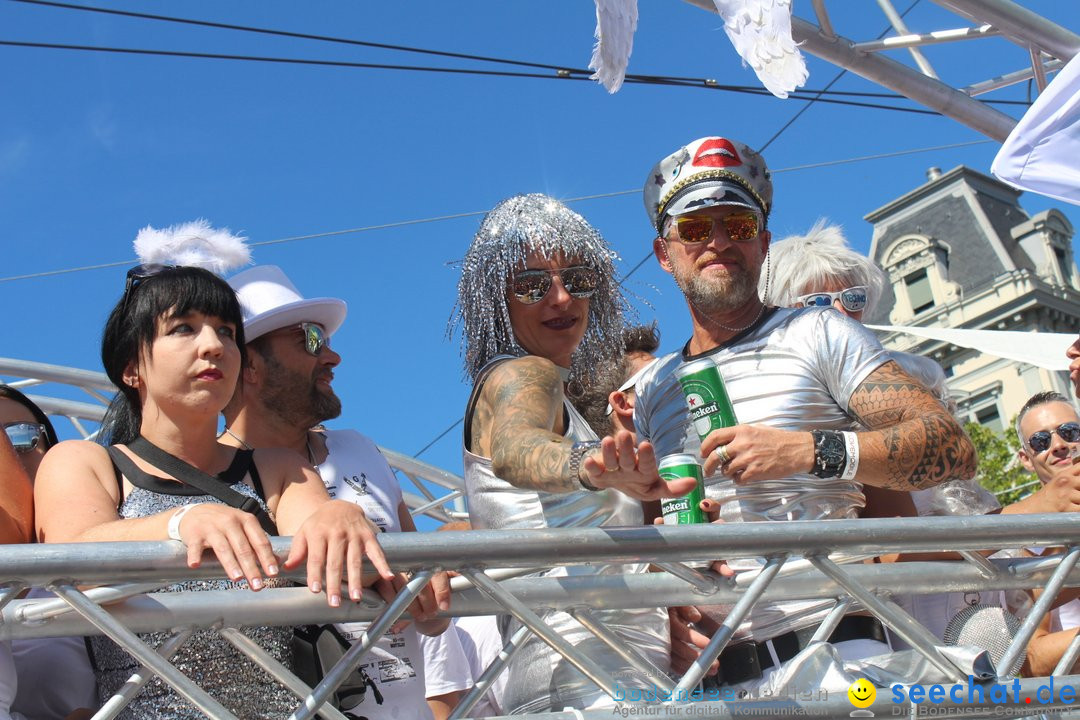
[298,322,329,356]
[795,286,868,313]
[1027,422,1080,454]
[673,212,762,244]
[121,263,175,311]
[510,266,600,305]
[3,422,47,453]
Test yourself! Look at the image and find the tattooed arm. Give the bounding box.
[845,360,976,490]
[699,360,976,491]
[472,355,578,493]
[471,356,696,499]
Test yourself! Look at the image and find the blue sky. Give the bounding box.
[2,1,1077,511]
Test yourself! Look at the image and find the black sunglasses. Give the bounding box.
[3,422,47,453]
[1027,422,1080,454]
[509,266,600,305]
[121,263,175,311]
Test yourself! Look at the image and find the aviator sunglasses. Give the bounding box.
[794,286,868,314]
[1026,422,1080,454]
[673,212,762,245]
[509,266,600,305]
[3,422,47,454]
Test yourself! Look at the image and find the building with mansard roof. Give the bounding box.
[865,165,1080,431]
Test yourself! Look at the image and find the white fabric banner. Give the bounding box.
[992,53,1080,206]
[867,325,1074,372]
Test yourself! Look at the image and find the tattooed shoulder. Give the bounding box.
[847,360,934,429]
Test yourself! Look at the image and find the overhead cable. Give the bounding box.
[0,138,994,285]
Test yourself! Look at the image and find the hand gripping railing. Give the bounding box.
[5,514,1080,719]
[0,357,467,522]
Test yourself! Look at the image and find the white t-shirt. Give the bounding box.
[319,429,433,720]
[419,623,470,698]
[454,616,506,717]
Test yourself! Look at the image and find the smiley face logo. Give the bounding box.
[848,678,876,708]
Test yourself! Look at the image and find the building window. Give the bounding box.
[975,405,1003,434]
[1054,245,1069,277]
[905,269,934,313]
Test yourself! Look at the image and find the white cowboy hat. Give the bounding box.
[228,265,346,341]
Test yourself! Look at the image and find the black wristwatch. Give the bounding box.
[810,430,847,479]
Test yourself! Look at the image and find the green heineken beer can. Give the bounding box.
[659,454,705,525]
[674,358,737,440]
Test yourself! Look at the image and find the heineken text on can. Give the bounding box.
[659,454,705,525]
[674,358,737,440]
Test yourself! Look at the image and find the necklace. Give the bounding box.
[697,299,766,334]
[222,426,318,466]
[672,242,772,335]
[222,426,252,449]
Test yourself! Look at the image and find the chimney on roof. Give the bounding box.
[926,166,943,182]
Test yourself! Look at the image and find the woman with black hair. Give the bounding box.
[34,226,392,718]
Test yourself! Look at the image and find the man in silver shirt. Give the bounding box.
[635,136,977,695]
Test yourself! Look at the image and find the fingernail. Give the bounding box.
[330,594,341,607]
[267,564,279,576]
[351,589,361,601]
[230,571,243,581]
[311,581,322,594]
[251,577,263,590]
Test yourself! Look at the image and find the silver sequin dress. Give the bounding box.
[90,453,295,719]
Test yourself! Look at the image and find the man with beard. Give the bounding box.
[222,265,452,719]
[635,136,977,696]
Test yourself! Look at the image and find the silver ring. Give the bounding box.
[714,444,731,464]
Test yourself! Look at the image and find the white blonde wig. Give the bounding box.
[762,219,886,315]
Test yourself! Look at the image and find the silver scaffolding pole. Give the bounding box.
[4,515,1080,717]
[679,0,1080,141]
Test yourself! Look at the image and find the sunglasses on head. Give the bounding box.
[509,266,600,305]
[1027,422,1080,454]
[794,286,868,314]
[672,212,762,245]
[121,263,175,311]
[4,422,47,454]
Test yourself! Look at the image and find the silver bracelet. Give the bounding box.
[167,503,202,543]
[569,441,603,492]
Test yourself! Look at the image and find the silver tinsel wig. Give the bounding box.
[451,193,626,382]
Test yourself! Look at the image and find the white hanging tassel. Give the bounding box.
[712,0,808,99]
[589,0,638,94]
[134,219,251,275]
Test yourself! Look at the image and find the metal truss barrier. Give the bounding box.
[682,0,1080,141]
[4,515,1080,719]
[0,357,467,523]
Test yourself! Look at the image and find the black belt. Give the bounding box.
[715,616,887,686]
